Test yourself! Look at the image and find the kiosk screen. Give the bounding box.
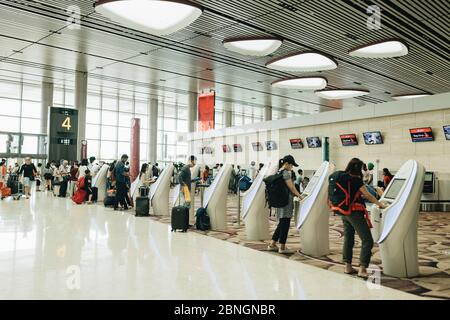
[384,179,406,200]
[303,176,319,195]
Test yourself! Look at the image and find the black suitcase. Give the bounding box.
[135,196,150,217]
[171,206,189,232]
[91,187,98,202]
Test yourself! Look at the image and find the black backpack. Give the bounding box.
[328,171,355,215]
[263,170,289,208]
[196,207,211,231]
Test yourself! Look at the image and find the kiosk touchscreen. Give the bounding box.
[296,161,335,257]
[372,160,425,278]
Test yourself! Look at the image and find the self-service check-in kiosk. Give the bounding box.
[92,164,109,202]
[203,164,232,230]
[149,163,174,216]
[242,164,277,241]
[296,161,335,257]
[371,160,425,278]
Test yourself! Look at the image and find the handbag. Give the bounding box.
[182,185,191,203]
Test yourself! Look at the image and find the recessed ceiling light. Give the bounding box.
[392,93,431,100]
[223,37,283,56]
[266,51,338,72]
[95,0,203,36]
[272,77,328,90]
[349,39,409,58]
[315,89,370,100]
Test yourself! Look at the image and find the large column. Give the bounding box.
[41,82,53,134]
[75,71,88,160]
[188,93,198,132]
[225,110,232,128]
[264,106,272,122]
[149,99,158,164]
[130,118,140,181]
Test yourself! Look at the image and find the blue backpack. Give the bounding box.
[239,175,252,191]
[196,207,211,231]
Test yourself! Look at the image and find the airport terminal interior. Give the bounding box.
[0,0,449,301]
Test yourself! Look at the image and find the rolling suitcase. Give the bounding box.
[135,196,150,217]
[171,205,189,232]
[104,195,115,208]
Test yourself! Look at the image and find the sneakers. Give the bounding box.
[267,244,279,252]
[278,247,292,254]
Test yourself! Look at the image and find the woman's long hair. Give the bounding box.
[140,163,148,178]
[383,168,393,177]
[345,158,364,179]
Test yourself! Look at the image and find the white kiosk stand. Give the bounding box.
[92,164,109,202]
[149,163,174,216]
[203,164,232,230]
[130,177,142,201]
[296,161,335,257]
[373,160,425,278]
[242,164,277,241]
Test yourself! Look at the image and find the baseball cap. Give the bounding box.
[368,162,375,170]
[282,155,299,167]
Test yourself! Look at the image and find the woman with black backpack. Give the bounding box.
[267,155,303,254]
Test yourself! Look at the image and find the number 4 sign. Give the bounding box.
[62,116,72,131]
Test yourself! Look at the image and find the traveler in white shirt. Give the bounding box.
[88,156,100,177]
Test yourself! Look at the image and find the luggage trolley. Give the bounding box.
[11,174,24,200]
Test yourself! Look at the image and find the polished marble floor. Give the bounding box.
[0,191,422,300]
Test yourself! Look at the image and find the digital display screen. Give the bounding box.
[289,139,304,149]
[266,141,278,151]
[200,147,214,154]
[410,127,434,142]
[384,179,406,200]
[443,125,450,141]
[306,137,321,148]
[222,145,231,153]
[363,131,383,145]
[302,176,319,195]
[57,138,75,146]
[340,134,358,146]
[233,144,243,152]
[424,172,434,182]
[252,142,263,151]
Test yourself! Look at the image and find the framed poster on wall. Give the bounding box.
[409,127,434,142]
[306,137,322,148]
[340,134,358,146]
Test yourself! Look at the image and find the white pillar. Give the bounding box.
[188,93,198,132]
[264,106,272,122]
[225,110,232,128]
[75,72,88,160]
[149,98,158,164]
[40,82,53,135]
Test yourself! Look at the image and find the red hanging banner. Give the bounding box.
[198,92,215,132]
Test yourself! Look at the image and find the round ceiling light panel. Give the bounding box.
[392,94,431,100]
[223,37,283,56]
[349,39,409,58]
[266,51,338,72]
[95,0,203,36]
[315,89,370,100]
[272,77,328,90]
